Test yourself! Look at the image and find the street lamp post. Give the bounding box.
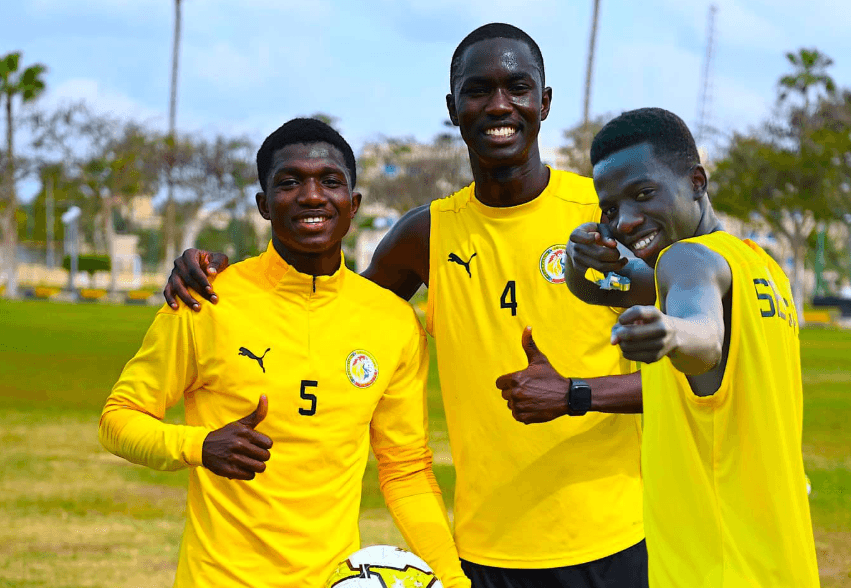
[62,206,81,300]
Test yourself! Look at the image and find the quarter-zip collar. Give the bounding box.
[258,240,346,305]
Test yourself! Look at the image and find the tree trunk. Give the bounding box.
[789,220,811,327]
[103,193,117,293]
[581,0,601,157]
[163,0,182,268]
[2,93,18,298]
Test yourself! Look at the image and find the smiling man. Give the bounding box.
[99,118,469,588]
[566,108,820,587]
[161,25,646,588]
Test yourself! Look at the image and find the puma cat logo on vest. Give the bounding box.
[238,347,270,373]
[448,252,477,278]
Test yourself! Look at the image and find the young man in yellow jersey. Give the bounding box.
[161,25,647,588]
[555,107,819,587]
[99,118,470,588]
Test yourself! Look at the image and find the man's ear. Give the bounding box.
[691,165,708,199]
[446,94,459,126]
[256,192,270,220]
[350,192,362,218]
[541,86,553,121]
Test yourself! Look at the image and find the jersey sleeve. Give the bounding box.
[370,315,469,588]
[98,308,213,471]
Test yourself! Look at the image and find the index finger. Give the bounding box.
[597,223,619,248]
[618,305,660,326]
[181,252,217,300]
[246,429,273,450]
[569,222,601,245]
[495,372,517,391]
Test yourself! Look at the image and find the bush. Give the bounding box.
[62,254,111,276]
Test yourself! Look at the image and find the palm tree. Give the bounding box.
[1,52,46,298]
[779,48,836,118]
[777,48,835,322]
[164,0,182,266]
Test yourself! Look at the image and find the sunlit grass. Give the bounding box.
[0,301,848,586]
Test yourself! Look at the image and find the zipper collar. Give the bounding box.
[258,240,346,301]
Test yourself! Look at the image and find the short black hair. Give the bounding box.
[590,108,700,174]
[256,118,357,192]
[450,23,545,93]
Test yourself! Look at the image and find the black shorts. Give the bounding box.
[460,539,648,588]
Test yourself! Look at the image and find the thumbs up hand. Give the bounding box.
[202,395,273,480]
[495,327,575,424]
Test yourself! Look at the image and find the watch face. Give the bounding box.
[570,379,592,414]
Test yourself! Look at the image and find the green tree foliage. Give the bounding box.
[712,48,844,315]
[30,104,161,291]
[1,51,47,297]
[358,124,471,212]
[560,114,610,177]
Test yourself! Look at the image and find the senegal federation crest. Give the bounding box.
[539,244,566,284]
[346,350,379,388]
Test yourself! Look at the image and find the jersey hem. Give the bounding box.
[456,527,646,569]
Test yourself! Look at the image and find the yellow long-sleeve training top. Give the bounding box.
[99,242,469,588]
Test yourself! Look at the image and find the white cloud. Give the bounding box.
[41,78,165,127]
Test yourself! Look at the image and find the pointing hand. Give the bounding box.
[202,395,273,480]
[610,305,674,364]
[568,222,627,275]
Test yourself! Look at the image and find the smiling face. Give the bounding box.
[593,142,707,267]
[256,142,361,274]
[446,37,551,168]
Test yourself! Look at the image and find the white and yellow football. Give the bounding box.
[325,544,443,588]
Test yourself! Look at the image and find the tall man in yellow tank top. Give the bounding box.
[163,24,647,588]
[550,108,819,587]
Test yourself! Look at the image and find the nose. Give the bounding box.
[298,178,326,205]
[485,88,512,117]
[615,204,643,235]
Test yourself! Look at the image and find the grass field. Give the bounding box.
[0,299,849,587]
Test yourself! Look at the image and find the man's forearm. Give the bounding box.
[587,371,643,414]
[565,258,656,308]
[377,450,470,588]
[564,258,619,306]
[99,404,211,471]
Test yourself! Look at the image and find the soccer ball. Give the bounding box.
[325,544,443,588]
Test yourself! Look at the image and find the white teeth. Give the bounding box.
[302,216,327,224]
[485,126,516,137]
[633,231,658,251]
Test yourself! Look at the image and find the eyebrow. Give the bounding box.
[461,72,535,86]
[272,165,349,184]
[274,164,346,176]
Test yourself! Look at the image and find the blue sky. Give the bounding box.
[6,0,851,203]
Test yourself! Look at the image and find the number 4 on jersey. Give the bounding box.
[501,281,518,316]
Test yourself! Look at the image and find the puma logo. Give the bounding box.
[448,252,477,278]
[238,347,270,373]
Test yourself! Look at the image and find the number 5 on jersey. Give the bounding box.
[501,281,518,316]
[299,380,318,416]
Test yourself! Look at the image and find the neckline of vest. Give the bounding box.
[466,166,560,219]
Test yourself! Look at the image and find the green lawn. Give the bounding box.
[0,300,848,586]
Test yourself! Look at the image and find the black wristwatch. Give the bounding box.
[567,378,592,415]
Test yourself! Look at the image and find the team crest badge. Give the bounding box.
[346,350,379,388]
[539,244,566,284]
